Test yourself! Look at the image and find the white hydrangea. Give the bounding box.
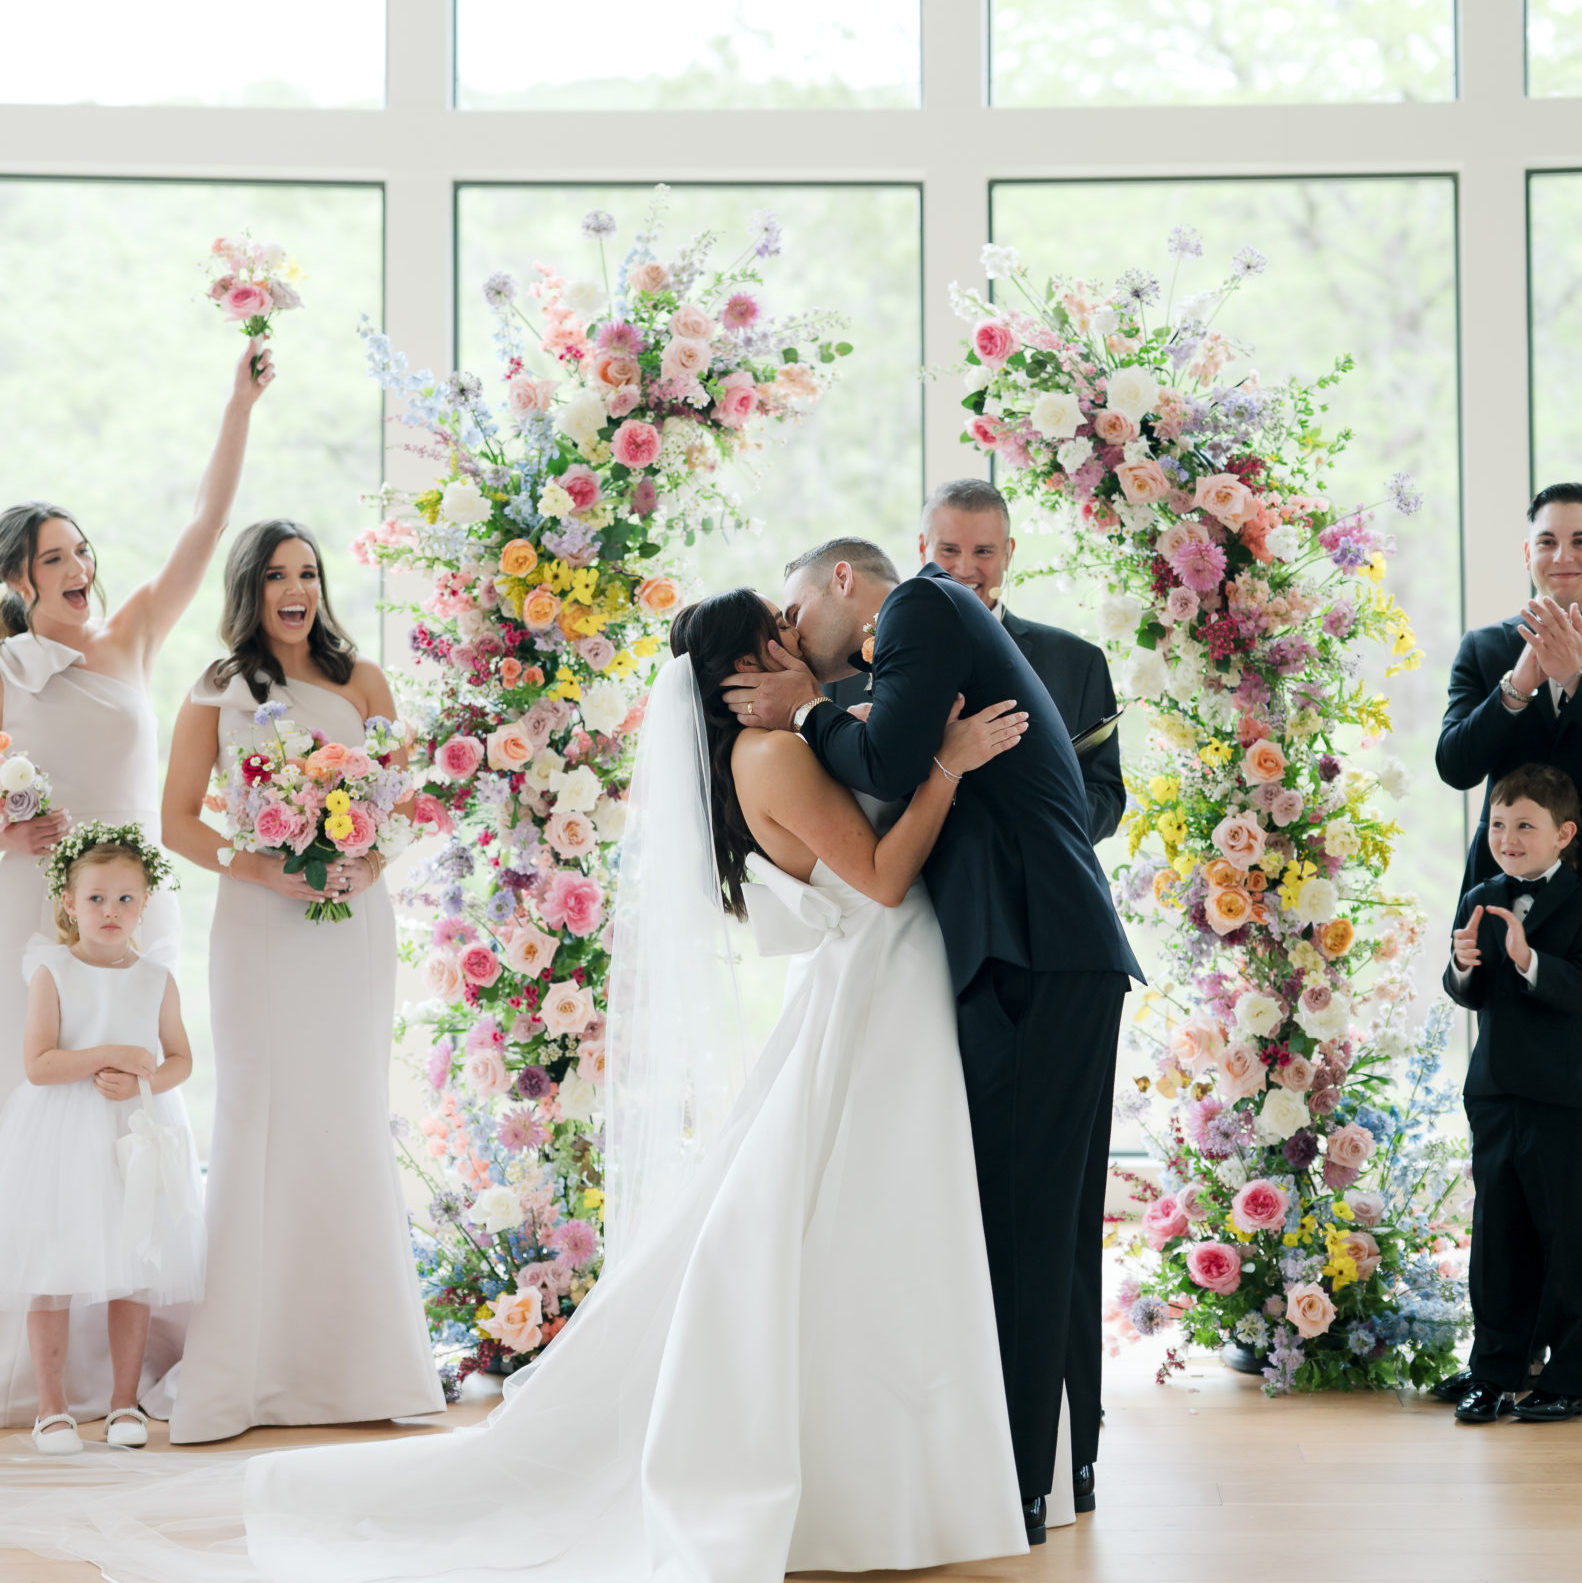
[980,242,1022,279]
[1056,436,1094,474]
[1266,523,1301,561]
[1029,390,1082,440]
[1099,593,1145,642]
[1215,1154,1250,1189]
[440,477,493,527]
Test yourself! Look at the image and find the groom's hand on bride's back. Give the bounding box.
[724,641,822,731]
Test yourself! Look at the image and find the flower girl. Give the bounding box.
[0,822,204,1455]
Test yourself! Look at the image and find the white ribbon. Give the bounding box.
[741,853,846,958]
[115,1078,187,1268]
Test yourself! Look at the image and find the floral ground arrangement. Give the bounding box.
[954,234,1470,1393]
[354,189,849,1387]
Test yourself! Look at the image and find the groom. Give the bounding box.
[725,538,1141,1540]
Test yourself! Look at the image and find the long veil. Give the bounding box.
[603,652,747,1267]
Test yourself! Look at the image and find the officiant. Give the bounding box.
[827,478,1124,844]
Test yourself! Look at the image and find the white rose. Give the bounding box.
[578,682,629,737]
[1255,1086,1310,1144]
[1235,991,1283,1039]
[1295,989,1352,1043]
[1322,821,1361,860]
[1166,658,1206,705]
[556,1071,600,1125]
[0,756,36,793]
[468,1184,525,1234]
[1266,523,1301,561]
[560,279,605,315]
[550,764,602,813]
[557,390,608,448]
[1099,593,1145,642]
[1056,436,1094,473]
[592,795,628,844]
[440,478,493,527]
[1378,756,1413,798]
[1029,390,1082,441]
[1105,365,1159,421]
[1117,502,1158,534]
[1291,877,1340,927]
[526,749,564,791]
[1121,647,1169,700]
[963,363,992,394]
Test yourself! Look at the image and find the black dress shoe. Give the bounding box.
[1022,1495,1047,1546]
[1073,1463,1096,1513]
[1429,1367,1475,1403]
[1454,1380,1513,1423]
[1514,1388,1582,1422]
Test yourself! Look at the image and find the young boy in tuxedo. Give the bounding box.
[1444,762,1582,1423]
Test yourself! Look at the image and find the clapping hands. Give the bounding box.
[1515,596,1582,693]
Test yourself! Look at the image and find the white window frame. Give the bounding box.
[0,0,1558,642]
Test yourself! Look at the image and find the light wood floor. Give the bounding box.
[5,1342,1581,1582]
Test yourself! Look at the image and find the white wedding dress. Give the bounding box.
[0,659,1061,1581]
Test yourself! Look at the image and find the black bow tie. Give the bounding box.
[1508,874,1550,901]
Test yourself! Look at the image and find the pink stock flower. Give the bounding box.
[1142,1194,1189,1251]
[611,419,660,468]
[539,871,605,937]
[1185,1243,1243,1296]
[434,734,485,782]
[1231,1179,1290,1234]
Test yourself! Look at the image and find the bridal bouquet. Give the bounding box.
[218,704,412,922]
[0,734,52,827]
[204,232,303,373]
[956,235,1468,1392]
[356,187,848,1380]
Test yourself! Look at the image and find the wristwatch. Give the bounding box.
[216,845,236,869]
[792,696,832,732]
[1499,670,1541,705]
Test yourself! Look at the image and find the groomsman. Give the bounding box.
[829,479,1125,844]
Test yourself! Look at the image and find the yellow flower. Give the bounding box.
[607,650,638,678]
[325,789,351,815]
[538,481,576,519]
[552,666,582,702]
[545,559,574,594]
[632,635,661,658]
[570,567,601,605]
[415,487,443,525]
[582,1186,604,1212]
[1287,708,1320,740]
[1172,853,1195,879]
[1156,810,1186,846]
[1332,1200,1356,1222]
[475,1303,494,1324]
[1363,551,1387,583]
[1147,774,1180,803]
[1391,627,1416,657]
[1282,1232,1300,1248]
[1279,861,1317,910]
[1198,740,1233,768]
[325,813,354,840]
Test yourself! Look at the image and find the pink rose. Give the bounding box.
[608,384,641,418]
[659,337,711,383]
[1273,1054,1315,1092]
[1243,739,1288,784]
[1185,1243,1243,1296]
[561,464,601,511]
[487,721,536,773]
[589,350,641,390]
[1178,1181,1212,1222]
[459,943,502,987]
[1326,1121,1376,1174]
[539,871,605,937]
[1231,1178,1290,1234]
[628,260,670,295]
[504,921,558,979]
[1217,1042,1267,1102]
[1344,1190,1386,1227]
[1156,520,1209,561]
[669,303,714,341]
[967,414,1000,449]
[434,734,485,782]
[254,799,302,849]
[972,319,1018,365]
[463,1047,512,1097]
[1115,459,1172,505]
[221,282,272,322]
[1171,1011,1227,1075]
[576,635,616,673]
[1286,1281,1337,1339]
[1309,1084,1342,1118]
[539,979,595,1038]
[712,369,758,429]
[545,809,597,860]
[422,951,464,1001]
[1142,1194,1190,1251]
[1341,1229,1382,1280]
[1092,408,1140,445]
[507,375,556,416]
[1194,473,1258,527]
[331,802,377,856]
[1164,587,1200,625]
[1212,812,1267,871]
[611,420,661,469]
[479,1286,542,1354]
[1270,788,1305,827]
[412,792,453,835]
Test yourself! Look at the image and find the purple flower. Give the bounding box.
[1282,1129,1320,1169]
[1168,538,1228,594]
[3,786,41,822]
[254,700,289,725]
[1118,268,1161,307]
[1232,246,1268,279]
[515,1065,551,1100]
[1167,225,1203,260]
[749,209,782,258]
[1385,472,1423,517]
[1318,754,1342,783]
[482,271,518,307]
[1130,1296,1171,1336]
[581,209,617,240]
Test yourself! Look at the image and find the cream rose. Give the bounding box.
[1235,991,1283,1039]
[1105,364,1159,421]
[1286,1281,1337,1339]
[1254,1086,1309,1144]
[670,303,715,341]
[1217,1043,1267,1102]
[1029,390,1082,440]
[1193,472,1258,527]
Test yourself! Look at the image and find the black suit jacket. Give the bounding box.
[803,563,1142,995]
[1444,866,1582,1108]
[827,606,1124,844]
[1436,616,1582,894]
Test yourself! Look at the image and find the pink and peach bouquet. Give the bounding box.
[218,705,411,923]
[202,232,303,372]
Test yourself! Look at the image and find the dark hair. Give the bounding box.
[1490,762,1582,867]
[210,519,357,704]
[0,501,100,637]
[1528,483,1582,523]
[922,477,1012,540]
[782,536,899,586]
[669,589,781,918]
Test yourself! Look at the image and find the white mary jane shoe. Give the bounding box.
[31,1413,83,1455]
[105,1406,149,1448]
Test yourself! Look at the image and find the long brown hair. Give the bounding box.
[669,589,781,918]
[210,518,357,704]
[0,502,101,637]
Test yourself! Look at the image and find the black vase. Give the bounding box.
[1221,1340,1269,1376]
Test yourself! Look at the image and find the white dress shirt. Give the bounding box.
[1449,859,1562,990]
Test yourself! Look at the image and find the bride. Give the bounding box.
[2,588,1067,1581]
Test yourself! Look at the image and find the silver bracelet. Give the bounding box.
[933,756,963,784]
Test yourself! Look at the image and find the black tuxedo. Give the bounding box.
[802,563,1141,1497]
[1436,616,1582,895]
[1444,867,1582,1394]
[826,605,1124,845]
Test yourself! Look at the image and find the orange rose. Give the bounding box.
[0,733,11,752]
[861,635,876,665]
[303,742,352,781]
[636,576,682,616]
[522,588,561,631]
[525,665,545,686]
[501,657,523,687]
[1205,859,1242,891]
[500,539,538,577]
[1317,918,1356,958]
[1153,869,1184,909]
[1205,886,1252,936]
[1243,739,1287,784]
[1193,472,1258,526]
[1246,870,1268,894]
[557,601,591,639]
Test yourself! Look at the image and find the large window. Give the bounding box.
[0,178,384,1146]
[1530,171,1582,486]
[1529,0,1582,96]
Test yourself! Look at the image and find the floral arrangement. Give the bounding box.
[0,733,52,828]
[216,702,412,923]
[954,233,1469,1392]
[355,187,847,1382]
[203,232,303,373]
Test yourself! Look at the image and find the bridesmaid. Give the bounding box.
[162,518,444,1442]
[0,339,274,1428]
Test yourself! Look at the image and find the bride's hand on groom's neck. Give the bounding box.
[724,643,821,731]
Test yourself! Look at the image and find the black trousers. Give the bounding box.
[956,960,1128,1500]
[1467,1095,1582,1394]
